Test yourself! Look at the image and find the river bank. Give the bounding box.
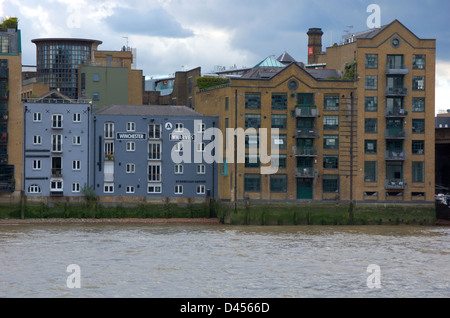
[0,217,221,225]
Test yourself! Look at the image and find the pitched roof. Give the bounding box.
[95,104,206,117]
[277,51,297,64]
[254,56,285,68]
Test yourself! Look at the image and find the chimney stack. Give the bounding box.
[307,28,323,65]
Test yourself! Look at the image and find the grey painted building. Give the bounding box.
[23,94,92,197]
[93,105,218,199]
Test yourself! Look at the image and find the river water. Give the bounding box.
[0,223,449,298]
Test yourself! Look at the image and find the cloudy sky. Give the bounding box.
[1,0,450,112]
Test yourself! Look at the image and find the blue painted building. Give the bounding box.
[93,105,218,200]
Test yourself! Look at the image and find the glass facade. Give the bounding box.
[33,39,101,99]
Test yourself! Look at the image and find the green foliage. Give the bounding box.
[196,76,229,90]
[343,60,357,80]
[0,17,18,30]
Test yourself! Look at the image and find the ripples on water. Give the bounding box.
[0,224,449,298]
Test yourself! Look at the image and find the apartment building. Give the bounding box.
[0,18,23,197]
[92,105,218,201]
[194,20,435,204]
[23,91,91,198]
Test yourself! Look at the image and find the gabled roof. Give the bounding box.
[36,89,76,103]
[95,104,206,117]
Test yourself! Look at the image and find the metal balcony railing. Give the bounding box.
[295,167,318,179]
[385,150,407,161]
[385,107,408,117]
[386,86,408,97]
[385,128,407,139]
[385,64,409,75]
[294,147,318,157]
[385,179,407,190]
[295,106,318,117]
[295,128,319,139]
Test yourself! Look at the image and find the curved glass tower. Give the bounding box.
[32,38,102,99]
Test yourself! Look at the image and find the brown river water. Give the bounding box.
[0,223,449,298]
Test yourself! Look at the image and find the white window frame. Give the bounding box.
[175,123,184,132]
[148,124,161,139]
[72,136,81,145]
[72,160,81,171]
[72,183,81,193]
[32,159,41,170]
[127,122,136,132]
[126,186,135,194]
[175,164,184,174]
[33,135,42,145]
[196,142,205,152]
[33,112,41,122]
[126,163,135,174]
[50,179,63,191]
[28,184,41,194]
[104,122,114,139]
[126,141,136,152]
[174,142,183,152]
[73,113,81,123]
[51,134,63,153]
[148,163,161,182]
[148,142,161,160]
[197,164,206,174]
[51,114,63,129]
[174,185,183,195]
[104,183,114,193]
[148,183,162,194]
[197,122,206,133]
[197,185,206,194]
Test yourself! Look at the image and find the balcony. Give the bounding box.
[294,147,318,157]
[385,64,409,75]
[105,154,115,161]
[386,86,408,97]
[295,167,318,179]
[385,150,407,161]
[385,108,408,118]
[0,154,8,164]
[0,132,7,143]
[0,90,8,101]
[295,128,319,139]
[385,179,407,190]
[385,128,407,139]
[51,168,63,178]
[295,106,318,117]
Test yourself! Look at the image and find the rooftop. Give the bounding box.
[95,104,206,117]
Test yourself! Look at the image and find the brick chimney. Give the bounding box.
[307,28,323,64]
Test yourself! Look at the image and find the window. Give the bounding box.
[323,115,339,130]
[324,135,339,150]
[272,134,286,150]
[104,183,114,193]
[246,134,259,149]
[364,162,377,182]
[175,185,183,194]
[413,76,425,90]
[225,97,229,111]
[244,174,261,192]
[73,113,81,122]
[270,175,287,193]
[149,124,161,139]
[148,183,162,194]
[412,140,424,155]
[324,95,339,111]
[297,93,314,106]
[196,185,206,195]
[365,75,377,90]
[197,122,206,133]
[365,140,377,154]
[175,123,184,132]
[365,118,377,133]
[412,162,424,183]
[245,93,261,110]
[72,136,81,145]
[413,55,426,69]
[148,142,161,160]
[272,94,287,110]
[245,114,261,129]
[93,73,99,81]
[148,164,161,182]
[174,142,183,152]
[271,114,287,129]
[271,154,287,169]
[197,164,206,174]
[104,141,114,159]
[104,123,114,139]
[33,135,42,145]
[32,159,41,170]
[323,156,339,169]
[412,119,425,133]
[323,177,339,193]
[33,112,41,122]
[175,164,183,174]
[93,92,100,101]
[72,160,81,171]
[126,141,135,152]
[412,98,425,112]
[126,163,135,174]
[50,179,63,192]
[365,54,378,69]
[245,154,260,168]
[365,97,378,112]
[196,142,205,152]
[386,55,404,69]
[28,184,41,194]
[126,186,135,194]
[127,122,136,132]
[72,183,81,193]
[51,134,62,152]
[52,114,63,129]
